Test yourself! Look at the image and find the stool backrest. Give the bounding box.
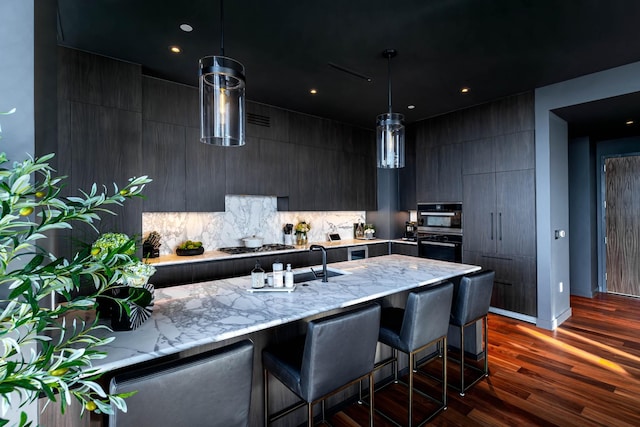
[450,270,495,326]
[109,340,254,427]
[301,304,381,402]
[400,282,454,351]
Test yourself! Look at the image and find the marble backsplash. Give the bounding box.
[142,195,366,255]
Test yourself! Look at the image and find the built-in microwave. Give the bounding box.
[417,202,462,234]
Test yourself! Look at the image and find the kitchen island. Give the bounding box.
[79,255,479,426]
[94,254,479,372]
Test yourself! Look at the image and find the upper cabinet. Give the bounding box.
[59,48,377,214]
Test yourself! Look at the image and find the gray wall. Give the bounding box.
[568,136,599,297]
[1,1,57,423]
[535,60,640,329]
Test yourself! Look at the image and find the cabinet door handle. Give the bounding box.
[490,212,494,240]
[499,212,502,241]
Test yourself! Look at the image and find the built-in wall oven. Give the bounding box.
[417,202,463,262]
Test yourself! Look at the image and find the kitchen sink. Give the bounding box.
[293,269,345,284]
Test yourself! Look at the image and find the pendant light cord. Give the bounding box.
[220,0,225,56]
[387,54,393,114]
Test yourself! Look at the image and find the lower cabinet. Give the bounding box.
[367,242,390,257]
[463,250,537,317]
[152,243,390,287]
[391,242,419,257]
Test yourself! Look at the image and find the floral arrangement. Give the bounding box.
[91,233,156,288]
[295,221,311,234]
[0,150,151,424]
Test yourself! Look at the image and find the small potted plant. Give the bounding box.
[295,221,311,245]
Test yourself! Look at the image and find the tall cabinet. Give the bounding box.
[463,131,536,316]
[406,92,537,318]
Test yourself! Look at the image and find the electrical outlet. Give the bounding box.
[559,282,563,292]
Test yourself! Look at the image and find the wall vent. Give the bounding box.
[247,113,271,127]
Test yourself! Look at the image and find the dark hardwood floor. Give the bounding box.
[326,293,640,426]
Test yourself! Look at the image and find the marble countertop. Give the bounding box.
[92,254,479,373]
[146,238,390,266]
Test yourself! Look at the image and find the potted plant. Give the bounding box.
[90,233,156,331]
[0,149,152,425]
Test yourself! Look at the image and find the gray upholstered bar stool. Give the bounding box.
[109,339,253,427]
[262,303,381,427]
[448,269,495,396]
[376,282,454,427]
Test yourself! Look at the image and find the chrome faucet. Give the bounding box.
[309,244,328,282]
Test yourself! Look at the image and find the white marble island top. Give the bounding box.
[94,255,480,373]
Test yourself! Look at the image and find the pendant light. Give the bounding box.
[376,49,405,168]
[199,0,246,146]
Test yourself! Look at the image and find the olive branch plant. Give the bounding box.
[0,114,153,426]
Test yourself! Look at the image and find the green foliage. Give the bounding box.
[0,151,152,425]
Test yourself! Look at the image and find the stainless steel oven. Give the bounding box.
[417,202,463,262]
[417,202,462,234]
[418,233,462,262]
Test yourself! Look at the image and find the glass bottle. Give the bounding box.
[251,262,265,289]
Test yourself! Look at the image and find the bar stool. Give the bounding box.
[376,282,454,427]
[109,340,253,427]
[262,304,381,426]
[449,269,495,396]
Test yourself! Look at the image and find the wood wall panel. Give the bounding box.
[185,127,226,211]
[68,102,143,243]
[142,121,186,212]
[57,47,141,112]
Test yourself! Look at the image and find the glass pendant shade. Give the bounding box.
[199,55,246,146]
[376,112,405,168]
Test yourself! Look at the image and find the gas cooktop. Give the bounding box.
[218,244,296,255]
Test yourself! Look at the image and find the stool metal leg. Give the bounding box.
[484,315,489,377]
[408,351,415,427]
[459,324,466,396]
[442,336,448,408]
[264,369,270,426]
[393,348,399,382]
[368,371,374,427]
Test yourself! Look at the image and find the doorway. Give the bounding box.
[604,155,640,296]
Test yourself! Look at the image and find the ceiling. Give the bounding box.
[56,0,640,132]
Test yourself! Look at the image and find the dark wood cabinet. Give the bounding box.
[391,242,419,257]
[66,102,143,240]
[462,131,534,175]
[59,47,377,215]
[463,251,536,317]
[463,170,535,257]
[185,127,226,211]
[367,242,390,257]
[463,167,535,315]
[142,121,186,212]
[415,143,463,203]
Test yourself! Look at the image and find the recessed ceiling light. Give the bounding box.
[310,89,317,94]
[407,105,415,110]
[626,120,634,125]
[180,23,193,32]
[461,87,470,94]
[169,46,181,53]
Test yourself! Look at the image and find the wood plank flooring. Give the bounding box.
[325,293,640,426]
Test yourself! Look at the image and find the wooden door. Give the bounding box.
[605,156,640,296]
